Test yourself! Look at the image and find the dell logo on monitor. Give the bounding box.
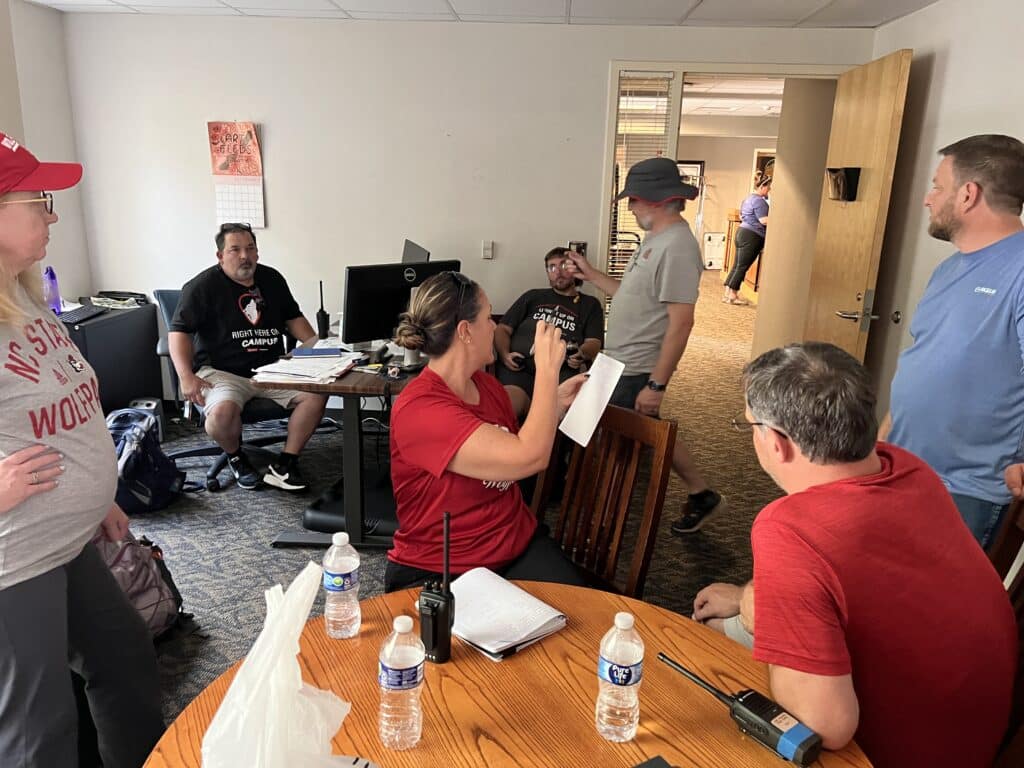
[403,268,417,283]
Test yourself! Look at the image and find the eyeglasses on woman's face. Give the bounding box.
[0,192,54,215]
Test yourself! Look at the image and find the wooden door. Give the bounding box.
[802,49,912,360]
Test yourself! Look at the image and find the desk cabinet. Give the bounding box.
[65,304,162,414]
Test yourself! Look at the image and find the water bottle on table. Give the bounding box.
[596,611,644,741]
[378,615,425,750]
[322,531,360,638]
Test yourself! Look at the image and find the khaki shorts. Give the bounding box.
[196,366,300,413]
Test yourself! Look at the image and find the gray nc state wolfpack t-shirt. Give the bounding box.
[0,284,116,589]
[606,221,703,375]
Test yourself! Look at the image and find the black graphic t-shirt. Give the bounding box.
[170,264,302,378]
[500,289,604,373]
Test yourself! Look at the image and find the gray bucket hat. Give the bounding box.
[615,157,698,202]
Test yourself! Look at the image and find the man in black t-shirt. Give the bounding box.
[168,223,327,492]
[495,247,604,418]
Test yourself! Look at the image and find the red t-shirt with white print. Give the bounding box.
[388,367,536,573]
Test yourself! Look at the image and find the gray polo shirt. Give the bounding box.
[0,284,116,589]
[605,221,703,375]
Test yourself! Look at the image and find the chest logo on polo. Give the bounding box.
[239,291,262,325]
[974,286,997,295]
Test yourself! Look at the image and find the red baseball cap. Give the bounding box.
[0,131,82,196]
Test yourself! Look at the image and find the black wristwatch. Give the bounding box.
[646,379,667,392]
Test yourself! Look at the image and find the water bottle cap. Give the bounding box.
[393,615,413,634]
[331,532,349,546]
[614,612,634,630]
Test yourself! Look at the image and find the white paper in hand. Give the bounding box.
[201,561,356,768]
[559,353,625,447]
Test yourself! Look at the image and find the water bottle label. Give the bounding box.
[323,569,359,592]
[598,656,643,686]
[378,661,424,691]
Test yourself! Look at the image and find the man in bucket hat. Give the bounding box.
[567,156,724,534]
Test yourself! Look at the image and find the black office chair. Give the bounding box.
[154,288,325,492]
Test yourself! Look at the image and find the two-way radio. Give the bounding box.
[657,652,822,767]
[419,511,454,663]
[316,280,330,340]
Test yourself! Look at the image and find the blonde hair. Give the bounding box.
[394,272,480,357]
[0,262,44,325]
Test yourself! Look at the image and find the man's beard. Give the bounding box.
[927,202,959,242]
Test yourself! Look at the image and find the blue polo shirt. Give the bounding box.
[888,230,1024,504]
[739,193,769,236]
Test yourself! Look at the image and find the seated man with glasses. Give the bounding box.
[691,342,1015,767]
[494,247,603,418]
[168,223,328,491]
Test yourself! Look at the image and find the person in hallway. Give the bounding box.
[723,177,771,305]
[495,246,603,418]
[567,156,723,535]
[386,271,587,592]
[0,131,164,767]
[880,134,1024,548]
[692,342,1015,768]
[169,223,328,492]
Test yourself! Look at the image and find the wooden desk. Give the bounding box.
[257,370,413,548]
[145,582,870,768]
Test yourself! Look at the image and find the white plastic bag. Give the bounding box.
[202,561,353,768]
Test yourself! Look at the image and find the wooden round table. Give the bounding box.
[145,582,871,767]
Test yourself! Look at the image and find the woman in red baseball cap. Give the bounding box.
[0,132,164,767]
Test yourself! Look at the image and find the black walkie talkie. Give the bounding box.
[657,652,822,767]
[316,280,330,340]
[419,511,454,663]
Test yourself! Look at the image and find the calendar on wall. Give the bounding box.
[207,121,266,228]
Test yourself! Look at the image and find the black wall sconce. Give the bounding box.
[826,167,861,201]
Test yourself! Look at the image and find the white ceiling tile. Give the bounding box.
[800,0,937,27]
[124,0,226,6]
[133,5,241,13]
[337,0,451,12]
[52,3,138,10]
[569,16,679,25]
[571,0,696,22]
[450,0,564,16]
[345,10,454,19]
[459,14,562,23]
[684,0,828,26]
[238,7,349,15]
[228,0,336,8]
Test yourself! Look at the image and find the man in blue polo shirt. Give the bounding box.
[882,134,1024,548]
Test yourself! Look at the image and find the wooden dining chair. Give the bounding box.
[991,500,1024,767]
[530,405,676,599]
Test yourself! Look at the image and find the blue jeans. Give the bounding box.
[950,493,1009,550]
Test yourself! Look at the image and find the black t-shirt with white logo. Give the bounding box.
[170,264,302,378]
[500,288,604,373]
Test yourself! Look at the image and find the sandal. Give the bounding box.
[722,296,750,306]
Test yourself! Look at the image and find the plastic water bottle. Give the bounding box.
[378,615,425,750]
[322,531,360,638]
[42,266,62,313]
[596,611,644,741]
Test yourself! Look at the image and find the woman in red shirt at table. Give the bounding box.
[386,271,587,592]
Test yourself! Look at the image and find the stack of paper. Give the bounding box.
[251,354,360,385]
[451,568,567,661]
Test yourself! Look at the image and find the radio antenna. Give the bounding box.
[442,511,450,594]
[657,652,733,707]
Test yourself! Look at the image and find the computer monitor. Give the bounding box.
[401,239,430,263]
[342,260,461,346]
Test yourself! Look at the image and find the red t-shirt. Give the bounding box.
[388,367,537,573]
[752,443,1016,768]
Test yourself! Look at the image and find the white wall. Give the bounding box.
[675,136,774,239]
[61,15,871,318]
[9,0,92,301]
[1,1,24,139]
[866,0,1024,411]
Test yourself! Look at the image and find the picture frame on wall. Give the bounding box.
[676,160,705,192]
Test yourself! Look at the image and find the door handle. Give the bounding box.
[835,310,881,322]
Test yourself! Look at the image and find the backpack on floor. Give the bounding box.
[106,408,186,515]
[91,530,186,640]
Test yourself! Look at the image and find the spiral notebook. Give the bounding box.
[450,568,567,661]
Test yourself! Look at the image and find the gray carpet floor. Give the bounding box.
[142,269,782,723]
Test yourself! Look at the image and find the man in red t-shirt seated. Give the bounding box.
[691,342,1016,767]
